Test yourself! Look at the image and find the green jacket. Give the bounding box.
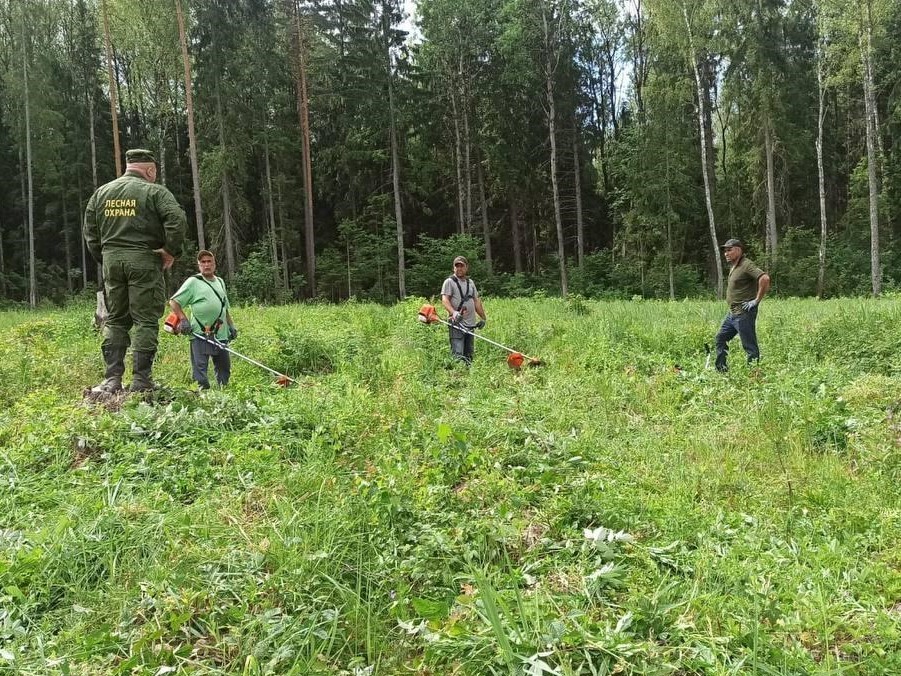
[83,170,186,262]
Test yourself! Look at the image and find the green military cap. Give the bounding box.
[125,148,156,164]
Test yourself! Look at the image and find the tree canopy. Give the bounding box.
[0,0,897,305]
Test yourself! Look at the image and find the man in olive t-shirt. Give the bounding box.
[714,238,771,372]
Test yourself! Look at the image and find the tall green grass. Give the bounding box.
[1,297,901,673]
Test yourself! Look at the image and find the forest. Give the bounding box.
[0,0,898,305]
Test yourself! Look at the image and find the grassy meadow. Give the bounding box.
[2,296,901,674]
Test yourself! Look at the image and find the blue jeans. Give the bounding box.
[714,307,759,371]
[449,325,474,364]
[191,338,231,388]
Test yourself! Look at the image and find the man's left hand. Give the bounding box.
[741,299,758,311]
[155,248,175,270]
[228,326,238,341]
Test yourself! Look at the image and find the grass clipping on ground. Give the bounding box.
[1,297,901,674]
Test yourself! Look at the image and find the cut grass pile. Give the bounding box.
[1,296,901,674]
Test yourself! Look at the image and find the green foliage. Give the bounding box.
[405,233,490,297]
[232,246,290,304]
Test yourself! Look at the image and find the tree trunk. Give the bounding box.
[385,18,406,299]
[815,34,828,299]
[101,0,121,176]
[22,16,36,307]
[860,4,881,296]
[510,195,523,274]
[764,120,778,259]
[463,87,472,230]
[0,218,5,297]
[79,183,89,289]
[683,4,723,297]
[277,177,290,290]
[451,90,465,233]
[63,187,73,294]
[87,88,98,189]
[289,0,316,296]
[666,148,675,300]
[215,86,236,280]
[264,134,280,288]
[542,6,566,296]
[477,150,492,273]
[86,87,101,285]
[176,0,205,249]
[631,0,647,124]
[573,129,584,267]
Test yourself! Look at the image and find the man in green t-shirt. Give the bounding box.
[714,238,771,372]
[169,250,237,388]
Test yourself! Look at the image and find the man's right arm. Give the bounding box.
[83,193,102,261]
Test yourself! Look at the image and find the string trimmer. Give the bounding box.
[164,312,295,386]
[192,332,296,386]
[417,304,542,369]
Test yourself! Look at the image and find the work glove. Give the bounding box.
[177,318,192,335]
[741,299,758,312]
[474,320,486,330]
[450,311,462,324]
[228,325,238,341]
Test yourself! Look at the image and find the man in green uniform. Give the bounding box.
[83,149,187,393]
[714,238,771,372]
[169,250,237,389]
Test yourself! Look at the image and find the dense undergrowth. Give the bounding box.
[1,297,901,674]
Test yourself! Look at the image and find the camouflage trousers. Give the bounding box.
[101,255,166,353]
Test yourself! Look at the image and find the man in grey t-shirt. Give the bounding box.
[440,256,487,364]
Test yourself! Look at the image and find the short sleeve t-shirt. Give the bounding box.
[171,275,230,340]
[726,257,765,307]
[441,275,479,328]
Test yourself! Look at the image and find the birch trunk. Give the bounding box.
[861,3,881,296]
[451,90,465,233]
[264,135,280,287]
[463,89,472,229]
[215,86,236,280]
[477,151,492,273]
[277,178,290,290]
[63,188,73,293]
[683,4,723,297]
[764,121,778,259]
[176,0,205,248]
[573,131,584,267]
[815,38,828,298]
[22,16,36,307]
[386,29,406,298]
[510,196,523,274]
[101,0,121,176]
[543,6,567,296]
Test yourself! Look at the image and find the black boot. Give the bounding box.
[90,345,126,393]
[128,350,157,392]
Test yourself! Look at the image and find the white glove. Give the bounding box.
[741,299,758,311]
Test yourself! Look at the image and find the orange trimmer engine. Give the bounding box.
[507,352,525,370]
[417,304,440,324]
[163,312,181,334]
